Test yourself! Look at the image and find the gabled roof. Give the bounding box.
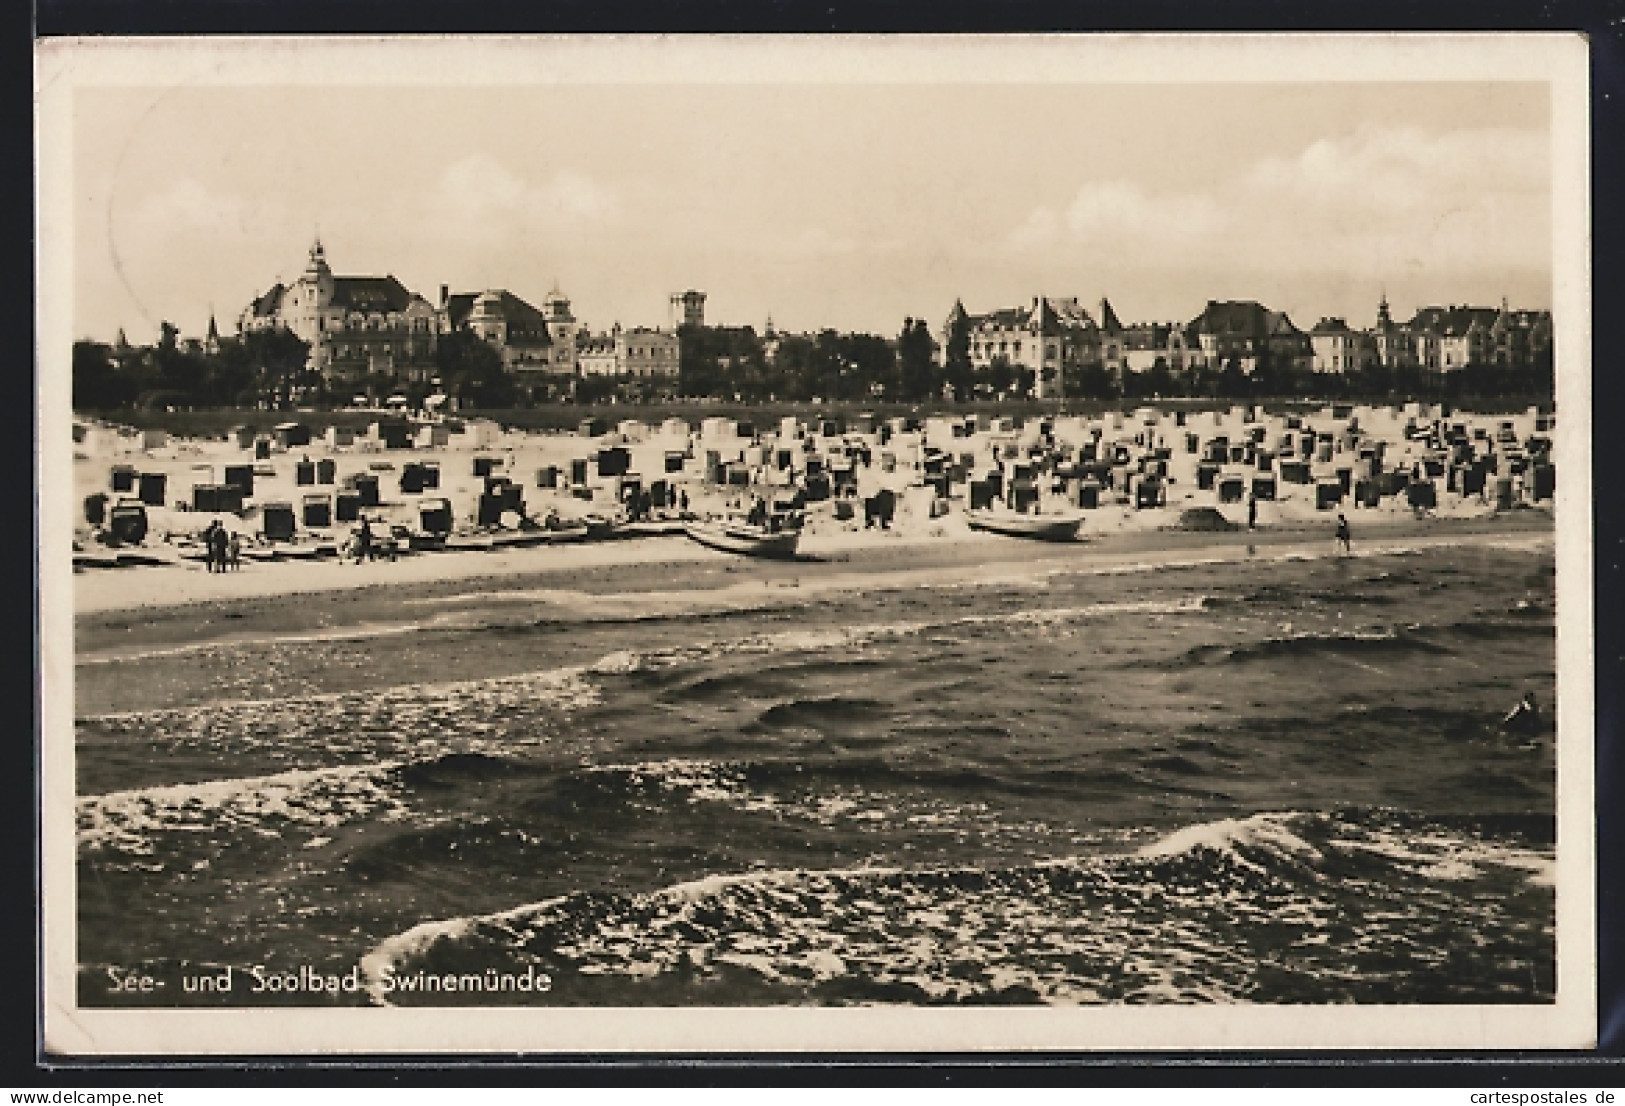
[443,293,479,329]
[1122,323,1171,350]
[249,283,285,318]
[1031,297,1059,336]
[1494,308,1553,332]
[1310,317,1352,335]
[1408,305,1499,337]
[331,276,415,314]
[1097,297,1123,335]
[1190,299,1270,338]
[1046,297,1097,331]
[447,290,553,345]
[489,290,552,342]
[965,297,1097,335]
[1266,311,1303,337]
[973,307,1032,330]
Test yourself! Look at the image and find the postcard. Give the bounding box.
[35,33,1594,1055]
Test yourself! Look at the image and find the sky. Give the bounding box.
[71,79,1552,344]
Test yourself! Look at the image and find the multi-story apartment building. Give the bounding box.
[578,324,681,383]
[1187,299,1310,374]
[1403,303,1553,373]
[944,296,1102,399]
[1121,321,1203,374]
[1487,305,1554,369]
[1186,300,1268,373]
[439,288,556,373]
[1308,317,1371,373]
[1406,305,1495,371]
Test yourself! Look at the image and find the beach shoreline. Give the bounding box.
[74,509,1553,658]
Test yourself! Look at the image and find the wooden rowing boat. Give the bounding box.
[965,508,1083,542]
[685,519,801,558]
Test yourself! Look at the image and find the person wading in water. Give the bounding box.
[1502,691,1543,737]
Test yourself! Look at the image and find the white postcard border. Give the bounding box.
[35,32,1597,1056]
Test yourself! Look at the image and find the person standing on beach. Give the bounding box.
[1335,513,1352,554]
[1247,495,1258,530]
[210,521,230,573]
[228,531,241,571]
[203,520,219,573]
[357,517,374,564]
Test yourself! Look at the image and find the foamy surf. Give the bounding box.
[76,536,1557,1009]
[359,809,1555,1006]
[78,761,408,857]
[79,660,604,725]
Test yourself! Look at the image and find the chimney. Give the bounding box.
[439,284,449,308]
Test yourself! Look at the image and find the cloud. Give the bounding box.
[547,170,615,219]
[1005,206,1062,251]
[441,154,527,212]
[1004,125,1549,285]
[1064,181,1223,240]
[1245,125,1546,215]
[1005,181,1222,255]
[436,155,616,236]
[128,178,271,240]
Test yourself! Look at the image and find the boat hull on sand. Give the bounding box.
[685,522,801,558]
[965,510,1083,541]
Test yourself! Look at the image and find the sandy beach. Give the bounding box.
[72,401,1557,633]
[75,509,1553,656]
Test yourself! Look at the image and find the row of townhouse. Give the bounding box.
[239,241,686,394]
[940,292,1552,396]
[939,295,1313,398]
[1312,297,1552,374]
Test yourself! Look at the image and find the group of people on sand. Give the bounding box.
[201,519,240,573]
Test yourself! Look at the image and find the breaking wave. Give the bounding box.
[361,809,1555,1007]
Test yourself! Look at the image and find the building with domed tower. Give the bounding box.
[239,240,440,387]
[437,287,555,373]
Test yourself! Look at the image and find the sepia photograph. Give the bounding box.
[35,34,1594,1054]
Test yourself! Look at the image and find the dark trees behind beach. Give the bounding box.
[73,327,312,412]
[435,329,513,409]
[679,325,919,404]
[73,319,1554,415]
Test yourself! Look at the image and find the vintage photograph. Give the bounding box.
[37,36,1593,1053]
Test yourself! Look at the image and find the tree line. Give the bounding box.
[71,323,533,412]
[73,318,1555,414]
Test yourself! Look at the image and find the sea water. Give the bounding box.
[75,538,1557,1006]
